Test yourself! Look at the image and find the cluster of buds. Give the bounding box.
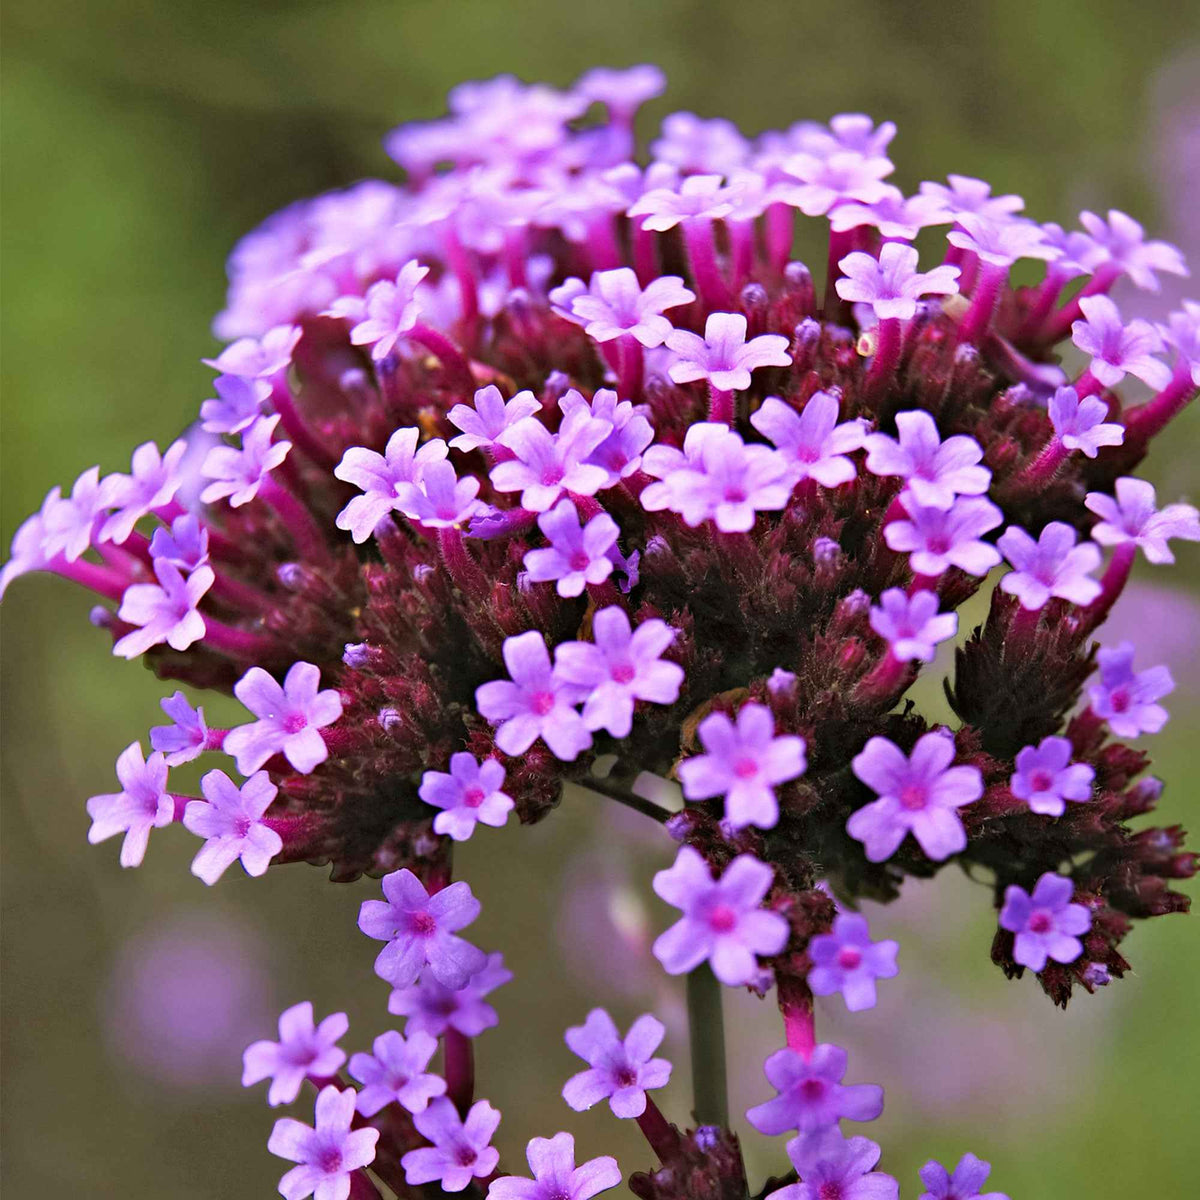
[5,64,1199,1199]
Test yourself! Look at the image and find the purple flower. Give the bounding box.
[750,392,867,487]
[475,630,592,760]
[345,259,429,360]
[1087,642,1174,737]
[829,186,951,239]
[200,373,272,435]
[768,1131,899,1200]
[358,868,487,990]
[268,1085,379,1200]
[651,846,789,985]
[419,753,514,841]
[1046,386,1124,458]
[396,459,487,528]
[651,114,748,173]
[523,499,619,597]
[998,872,1091,972]
[884,495,1003,578]
[1078,208,1187,292]
[1159,300,1200,386]
[183,769,282,885]
[0,509,50,599]
[560,388,655,485]
[335,427,448,543]
[576,63,666,117]
[782,149,894,216]
[746,1043,885,1135]
[448,385,542,453]
[562,1008,672,1118]
[678,702,806,830]
[243,1001,349,1106]
[1071,296,1171,390]
[807,913,899,1012]
[919,175,1025,221]
[864,411,990,510]
[550,268,695,347]
[997,522,1102,610]
[918,1153,1007,1200]
[835,244,960,322]
[553,606,684,737]
[200,415,292,507]
[224,661,344,775]
[641,424,792,532]
[628,173,739,230]
[203,322,301,378]
[114,559,214,659]
[868,589,957,663]
[99,439,188,544]
[491,409,614,512]
[848,731,983,862]
[665,312,792,392]
[945,214,1057,268]
[42,466,106,561]
[488,1132,621,1200]
[388,952,511,1037]
[1085,477,1200,564]
[85,741,173,868]
[402,1097,501,1193]
[150,690,210,765]
[1009,736,1094,817]
[348,1030,446,1117]
[148,513,210,572]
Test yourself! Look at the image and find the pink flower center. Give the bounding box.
[455,1146,478,1168]
[708,903,738,933]
[1109,686,1131,713]
[570,551,591,571]
[1028,910,1053,934]
[234,816,253,838]
[836,946,863,970]
[317,1148,343,1174]
[819,1184,844,1200]
[724,487,747,503]
[283,711,308,734]
[898,783,927,811]
[531,691,556,716]
[733,756,759,780]
[611,663,636,685]
[926,535,951,555]
[1029,769,1055,793]
[800,1078,827,1102]
[462,786,486,810]
[411,911,438,936]
[614,1065,638,1088]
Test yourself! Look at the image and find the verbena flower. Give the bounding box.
[918,1153,1008,1200]
[998,872,1091,972]
[269,1085,379,1200]
[807,913,899,1012]
[562,1008,672,1118]
[1009,737,1094,817]
[243,1001,349,1106]
[488,1132,621,1200]
[747,1043,885,1135]
[401,1098,501,1191]
[348,1029,446,1116]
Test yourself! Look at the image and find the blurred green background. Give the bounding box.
[2,2,1198,1196]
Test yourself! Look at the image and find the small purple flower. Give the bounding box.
[998,872,1091,972]
[829,186,952,239]
[113,559,214,659]
[1009,737,1094,817]
[402,1097,501,1193]
[553,606,684,737]
[651,846,789,985]
[1047,386,1124,459]
[945,214,1057,268]
[560,389,655,485]
[148,514,210,572]
[562,1008,672,1118]
[678,702,806,830]
[269,1085,379,1200]
[200,415,292,507]
[1071,296,1171,390]
[651,114,748,173]
[243,1001,349,1106]
[835,244,960,322]
[884,495,1003,578]
[344,259,428,360]
[919,175,1024,221]
[388,952,511,1037]
[550,268,695,347]
[224,661,344,775]
[448,385,542,453]
[523,499,619,597]
[918,1153,1008,1200]
[746,1043,885,1135]
[750,392,867,487]
[848,731,983,862]
[396,459,487,529]
[475,630,592,760]
[1087,642,1174,738]
[768,1131,899,1200]
[203,322,301,378]
[358,868,487,990]
[200,373,272,435]
[419,753,514,842]
[1085,477,1200,564]
[348,1029,446,1117]
[491,409,614,512]
[99,439,188,544]
[807,913,899,1012]
[183,769,282,885]
[150,690,210,766]
[0,509,50,600]
[628,173,739,231]
[576,63,666,117]
[997,522,1102,610]
[335,428,448,543]
[1078,208,1188,292]
[864,411,990,510]
[42,466,106,562]
[1158,300,1200,386]
[782,149,894,216]
[488,1131,621,1200]
[665,312,792,392]
[868,589,957,663]
[85,741,173,868]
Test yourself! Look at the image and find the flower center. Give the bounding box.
[800,1078,827,1102]
[614,1065,638,1088]
[898,783,927,811]
[708,903,738,933]
[724,487,747,503]
[411,911,438,936]
[733,756,759,780]
[317,1148,343,1175]
[283,711,308,734]
[1029,769,1055,793]
[234,816,253,838]
[570,551,591,571]
[1109,686,1131,713]
[818,1184,843,1200]
[455,1146,478,1168]
[1028,910,1054,934]
[530,691,556,716]
[611,663,636,684]
[926,535,951,555]
[836,946,863,970]
[462,786,486,809]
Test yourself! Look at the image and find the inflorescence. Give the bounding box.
[6,64,1199,1200]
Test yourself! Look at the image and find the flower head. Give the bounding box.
[449,386,542,453]
[346,259,429,360]
[562,1008,672,1118]
[747,1043,885,1135]
[268,1085,379,1200]
[1009,736,1094,817]
[419,753,514,841]
[998,872,1091,972]
[551,268,695,346]
[244,1001,349,1106]
[651,846,789,985]
[149,690,210,765]
[114,559,214,659]
[1158,300,1200,385]
[918,1153,1008,1200]
[1071,296,1171,390]
[148,514,210,572]
[523,499,619,597]
[665,312,792,392]
[750,392,867,487]
[491,409,614,512]
[783,149,894,216]
[402,1098,501,1193]
[1078,208,1188,292]
[997,522,1102,610]
[835,244,960,322]
[1085,477,1200,564]
[1047,386,1124,459]
[868,589,957,663]
[829,186,951,239]
[334,427,448,542]
[200,414,291,507]
[183,769,282,884]
[946,214,1057,268]
[1087,642,1174,737]
[864,411,990,510]
[884,495,1003,578]
[919,175,1024,221]
[807,913,899,1012]
[203,322,301,378]
[769,1131,899,1200]
[85,741,173,868]
[629,173,739,230]
[488,1132,621,1200]
[201,374,272,435]
[348,1029,446,1117]
[99,440,188,544]
[396,459,486,529]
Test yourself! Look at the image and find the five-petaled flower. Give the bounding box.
[766,1131,899,1200]
[997,521,1102,610]
[419,753,514,841]
[747,1043,885,1135]
[487,1131,622,1200]
[401,1097,501,1192]
[749,392,867,487]
[868,589,957,663]
[243,1001,349,1107]
[85,741,173,868]
[918,1152,1008,1200]
[1009,736,1094,817]
[807,913,899,1012]
[998,872,1090,972]
[389,953,512,1038]
[348,1029,447,1117]
[562,1008,672,1118]
[1085,477,1200,564]
[550,267,695,346]
[864,411,990,510]
[835,243,960,322]
[183,768,283,884]
[665,312,792,392]
[523,498,619,597]
[268,1085,379,1200]
[1086,642,1174,737]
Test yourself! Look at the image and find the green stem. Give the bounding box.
[687,965,729,1127]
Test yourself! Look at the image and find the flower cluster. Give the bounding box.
[8,65,1197,1198]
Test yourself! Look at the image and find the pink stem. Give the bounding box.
[1015,266,1068,343]
[153,499,187,525]
[444,1029,475,1116]
[441,226,479,331]
[779,977,816,1059]
[823,228,857,318]
[684,219,733,310]
[617,335,644,399]
[52,557,132,602]
[1123,364,1198,446]
[1073,368,1103,399]
[708,384,735,424]
[201,614,279,661]
[1086,542,1137,627]
[210,570,278,613]
[586,213,623,272]
[407,324,476,395]
[765,202,795,275]
[729,219,756,288]
[259,478,333,566]
[957,262,1008,343]
[503,228,529,290]
[437,526,489,601]
[854,650,910,705]
[632,223,659,286]
[1006,438,1068,495]
[1043,264,1121,344]
[866,317,903,393]
[634,1097,680,1162]
[270,381,338,470]
[348,1171,383,1200]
